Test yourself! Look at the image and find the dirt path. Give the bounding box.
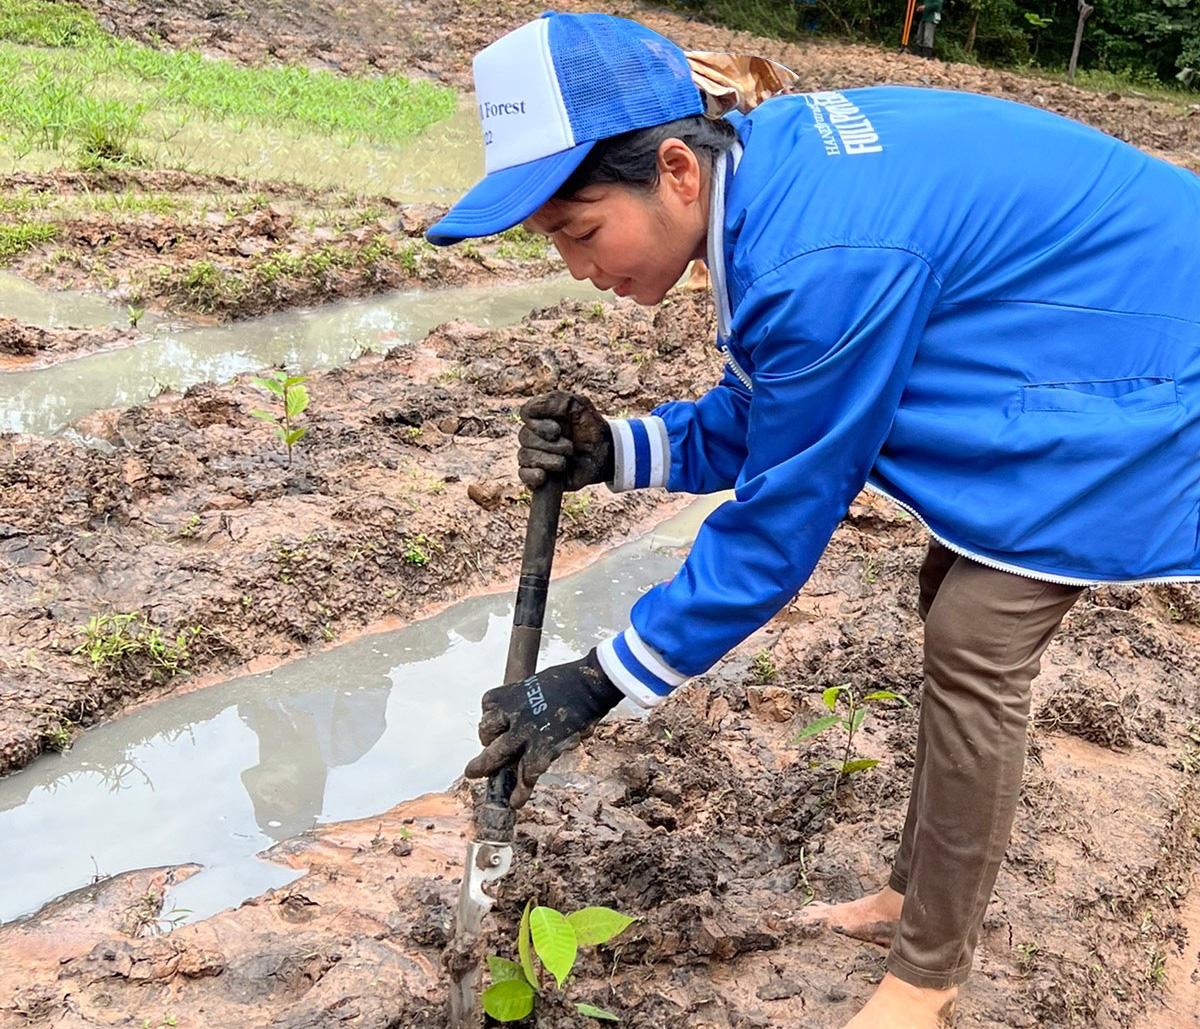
[0,290,718,774]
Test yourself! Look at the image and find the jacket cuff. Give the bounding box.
[605,416,671,492]
[596,628,689,708]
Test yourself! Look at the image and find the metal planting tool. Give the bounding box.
[447,474,565,1026]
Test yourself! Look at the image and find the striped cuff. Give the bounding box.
[605,416,670,492]
[596,627,689,708]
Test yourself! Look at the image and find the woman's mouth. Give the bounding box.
[612,278,632,297]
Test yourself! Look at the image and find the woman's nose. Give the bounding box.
[558,243,597,282]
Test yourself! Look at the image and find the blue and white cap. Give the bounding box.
[426,12,703,246]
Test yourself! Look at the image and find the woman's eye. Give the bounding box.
[572,229,596,242]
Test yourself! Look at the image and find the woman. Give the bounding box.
[428,11,1200,1027]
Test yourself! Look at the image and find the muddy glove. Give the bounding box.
[517,391,614,491]
[464,650,624,808]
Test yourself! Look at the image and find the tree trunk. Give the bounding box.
[1068,0,1094,82]
[965,9,978,53]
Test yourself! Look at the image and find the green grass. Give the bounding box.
[0,220,56,260]
[0,0,457,165]
[1063,67,1198,105]
[494,226,551,261]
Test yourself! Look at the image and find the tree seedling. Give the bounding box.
[483,901,637,1023]
[795,684,910,801]
[252,370,309,466]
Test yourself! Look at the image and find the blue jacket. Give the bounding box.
[596,87,1200,708]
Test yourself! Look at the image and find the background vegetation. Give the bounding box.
[670,0,1200,90]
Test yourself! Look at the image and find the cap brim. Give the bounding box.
[425,140,596,246]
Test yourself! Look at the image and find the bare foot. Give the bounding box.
[843,973,958,1028]
[798,885,904,947]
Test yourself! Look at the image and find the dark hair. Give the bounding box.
[554,114,736,198]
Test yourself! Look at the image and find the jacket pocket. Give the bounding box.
[1022,377,1179,415]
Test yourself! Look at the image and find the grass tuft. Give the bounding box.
[0,220,56,261]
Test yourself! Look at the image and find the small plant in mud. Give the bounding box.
[795,684,910,801]
[494,226,551,261]
[41,720,73,752]
[483,900,637,1023]
[562,493,591,522]
[122,890,189,938]
[750,650,778,685]
[251,370,310,466]
[73,613,203,679]
[1014,941,1040,975]
[176,513,201,539]
[126,303,145,328]
[402,533,440,567]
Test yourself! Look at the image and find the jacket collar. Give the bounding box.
[706,141,743,343]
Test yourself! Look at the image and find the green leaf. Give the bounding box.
[841,758,880,775]
[822,686,844,711]
[486,955,525,983]
[481,979,535,1022]
[250,409,278,423]
[530,906,577,988]
[848,708,867,733]
[283,427,307,446]
[576,1001,621,1022]
[567,907,637,947]
[518,899,537,987]
[794,713,840,741]
[285,384,309,418]
[862,690,909,706]
[252,376,285,396]
[282,374,308,387]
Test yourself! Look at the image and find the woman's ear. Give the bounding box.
[656,138,703,205]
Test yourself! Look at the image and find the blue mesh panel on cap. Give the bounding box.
[548,14,703,143]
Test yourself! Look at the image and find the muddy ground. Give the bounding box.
[2,2,1200,1027]
[1,168,561,338]
[0,290,717,773]
[1,493,1198,1028]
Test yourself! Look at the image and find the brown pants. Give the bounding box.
[886,541,1083,989]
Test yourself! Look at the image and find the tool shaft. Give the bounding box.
[482,476,565,837]
[449,473,565,1027]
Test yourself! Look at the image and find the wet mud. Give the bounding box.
[1,169,561,330]
[0,291,719,775]
[2,3,1199,1026]
[2,495,1197,1027]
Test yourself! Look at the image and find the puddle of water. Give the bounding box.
[0,502,721,926]
[0,271,161,330]
[0,276,602,435]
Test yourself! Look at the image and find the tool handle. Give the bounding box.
[479,474,565,841]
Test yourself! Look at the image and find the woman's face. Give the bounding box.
[524,139,710,307]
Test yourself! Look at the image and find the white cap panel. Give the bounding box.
[473,18,575,174]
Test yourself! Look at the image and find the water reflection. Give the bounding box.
[0,277,602,435]
[0,527,689,924]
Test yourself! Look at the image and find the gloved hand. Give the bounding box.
[464,650,624,808]
[517,391,614,491]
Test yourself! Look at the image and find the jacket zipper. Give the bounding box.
[864,482,1200,587]
[720,344,753,391]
